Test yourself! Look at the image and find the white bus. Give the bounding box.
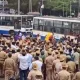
[33,16,80,39]
[0,14,33,35]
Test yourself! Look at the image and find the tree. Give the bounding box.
[7,0,78,14]
[45,0,77,12]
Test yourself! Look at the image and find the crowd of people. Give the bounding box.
[0,33,80,80]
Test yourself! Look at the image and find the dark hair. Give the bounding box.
[12,50,15,53]
[22,53,26,56]
[60,51,63,54]
[16,42,19,46]
[17,49,20,52]
[8,53,12,57]
[21,49,26,56]
[3,46,7,51]
[12,42,15,45]
[34,56,39,60]
[22,49,26,53]
[19,45,22,49]
[2,41,5,45]
[74,48,77,52]
[69,48,72,52]
[36,53,40,56]
[7,43,11,48]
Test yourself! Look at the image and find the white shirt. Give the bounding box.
[27,53,33,67]
[18,54,29,70]
[22,35,26,40]
[29,60,43,71]
[73,52,80,64]
[11,44,16,50]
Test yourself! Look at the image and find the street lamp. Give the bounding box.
[29,0,32,12]
[18,0,20,14]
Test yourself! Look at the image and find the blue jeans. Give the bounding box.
[19,68,28,80]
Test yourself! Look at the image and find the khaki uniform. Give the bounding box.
[28,70,43,80]
[3,58,16,80]
[56,70,71,80]
[12,52,20,78]
[12,52,20,64]
[67,61,76,80]
[45,55,54,80]
[60,54,67,62]
[0,51,7,75]
[73,72,80,80]
[67,61,76,73]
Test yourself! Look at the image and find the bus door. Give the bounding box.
[53,20,62,34]
[38,19,44,31]
[14,17,21,30]
[44,20,53,32]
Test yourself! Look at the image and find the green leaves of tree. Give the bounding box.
[45,0,77,12]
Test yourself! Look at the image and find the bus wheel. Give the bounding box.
[9,30,15,36]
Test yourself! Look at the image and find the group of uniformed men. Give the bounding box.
[0,34,80,80]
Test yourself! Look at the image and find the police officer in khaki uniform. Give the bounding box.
[73,72,80,80]
[0,48,7,76]
[66,56,76,80]
[45,49,55,80]
[59,48,67,63]
[56,63,71,80]
[27,63,43,80]
[67,56,76,73]
[3,53,16,80]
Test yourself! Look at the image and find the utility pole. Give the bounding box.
[3,0,5,13]
[40,0,44,16]
[63,0,64,17]
[29,0,32,12]
[18,0,20,14]
[78,0,80,15]
[70,1,72,16]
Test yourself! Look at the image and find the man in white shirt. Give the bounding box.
[29,56,43,71]
[72,48,80,72]
[11,42,16,50]
[18,49,29,80]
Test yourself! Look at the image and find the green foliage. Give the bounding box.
[45,0,76,12]
[7,0,78,13]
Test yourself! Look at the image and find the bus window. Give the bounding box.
[38,25,44,31]
[39,19,44,26]
[38,19,44,30]
[72,23,80,35]
[33,19,38,30]
[63,28,70,35]
[63,22,71,28]
[54,21,62,28]
[55,28,61,33]
[72,29,80,35]
[72,23,80,29]
[34,19,38,25]
[44,20,53,32]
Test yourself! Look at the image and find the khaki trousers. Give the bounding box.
[5,70,14,80]
[0,61,4,76]
[46,68,54,80]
